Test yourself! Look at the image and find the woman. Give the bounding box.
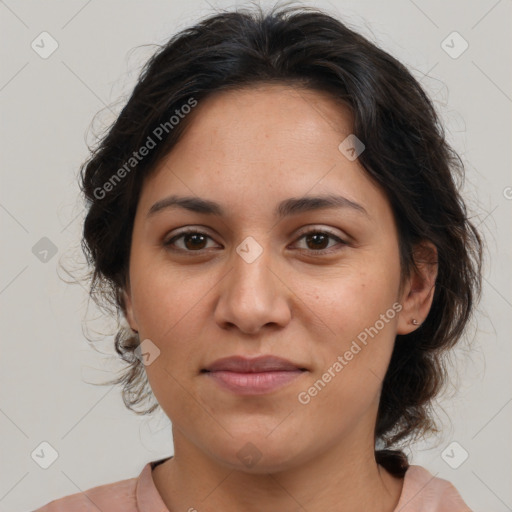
[34,4,482,511]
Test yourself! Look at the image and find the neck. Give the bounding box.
[152,428,404,512]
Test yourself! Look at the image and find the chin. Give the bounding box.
[208,435,308,474]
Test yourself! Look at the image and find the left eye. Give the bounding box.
[163,229,346,254]
[294,230,345,253]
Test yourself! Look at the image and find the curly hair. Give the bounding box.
[78,4,483,476]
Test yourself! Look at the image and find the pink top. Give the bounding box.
[32,457,472,511]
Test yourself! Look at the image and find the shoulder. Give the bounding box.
[32,473,139,512]
[395,464,472,511]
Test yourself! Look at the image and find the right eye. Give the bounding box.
[163,229,221,253]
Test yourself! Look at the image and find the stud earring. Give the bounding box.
[411,319,419,325]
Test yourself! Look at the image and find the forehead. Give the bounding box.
[137,84,387,223]
[182,83,355,146]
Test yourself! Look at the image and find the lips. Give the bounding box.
[202,355,308,395]
[202,355,307,373]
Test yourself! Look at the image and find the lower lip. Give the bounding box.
[204,370,305,395]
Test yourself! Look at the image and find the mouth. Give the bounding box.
[201,355,308,395]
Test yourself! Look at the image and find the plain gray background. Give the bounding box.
[0,1,511,511]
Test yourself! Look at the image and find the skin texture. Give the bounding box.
[123,84,437,512]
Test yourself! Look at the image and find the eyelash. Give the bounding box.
[163,228,347,256]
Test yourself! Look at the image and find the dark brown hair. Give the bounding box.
[78,3,483,476]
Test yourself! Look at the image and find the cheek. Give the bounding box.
[305,261,400,335]
[128,265,207,389]
[300,259,400,400]
[129,251,210,333]
[298,306,398,436]
[133,276,204,421]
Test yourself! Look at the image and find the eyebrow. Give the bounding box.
[147,193,369,220]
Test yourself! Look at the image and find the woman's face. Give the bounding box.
[124,84,426,472]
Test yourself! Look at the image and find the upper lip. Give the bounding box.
[203,355,307,373]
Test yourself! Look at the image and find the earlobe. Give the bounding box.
[122,287,139,333]
[396,241,438,335]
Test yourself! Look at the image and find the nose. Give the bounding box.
[213,243,292,335]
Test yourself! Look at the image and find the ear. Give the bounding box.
[397,241,438,335]
[122,279,139,333]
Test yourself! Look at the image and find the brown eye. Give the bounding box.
[164,230,218,252]
[294,229,347,255]
[304,232,330,250]
[163,228,346,255]
[182,232,208,250]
